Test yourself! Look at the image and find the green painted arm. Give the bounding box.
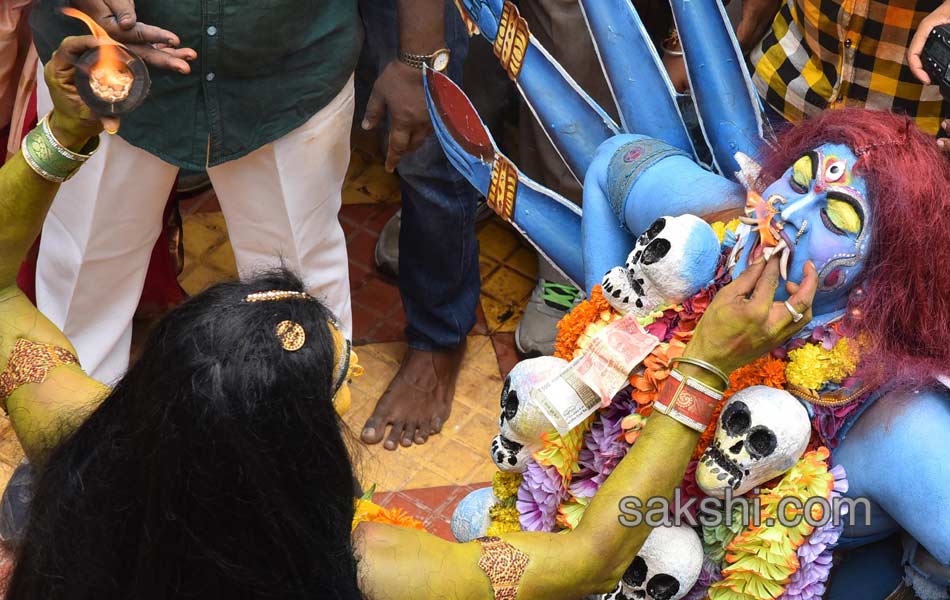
[0,122,107,462]
[358,366,716,600]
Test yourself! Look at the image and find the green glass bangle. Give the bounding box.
[20,115,99,183]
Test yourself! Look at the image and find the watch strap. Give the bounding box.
[398,48,449,71]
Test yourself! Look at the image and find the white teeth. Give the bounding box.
[762,239,788,263]
[780,246,791,280]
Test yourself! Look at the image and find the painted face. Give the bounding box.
[732,143,871,317]
[329,319,362,416]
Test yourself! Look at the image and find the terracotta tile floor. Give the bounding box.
[177,144,536,505]
[0,138,536,540]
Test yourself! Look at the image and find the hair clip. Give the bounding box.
[854,125,909,157]
[244,290,311,303]
[275,320,306,352]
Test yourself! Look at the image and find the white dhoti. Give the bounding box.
[35,73,355,385]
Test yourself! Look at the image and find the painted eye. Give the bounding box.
[823,198,862,235]
[824,160,847,183]
[790,155,812,193]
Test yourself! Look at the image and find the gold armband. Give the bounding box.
[493,2,529,80]
[0,339,80,412]
[487,155,518,222]
[475,536,530,600]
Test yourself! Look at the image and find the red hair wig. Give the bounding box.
[760,108,950,385]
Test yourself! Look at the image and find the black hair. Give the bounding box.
[6,269,362,600]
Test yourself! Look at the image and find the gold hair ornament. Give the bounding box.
[243,289,312,351]
[243,290,311,303]
[275,320,306,352]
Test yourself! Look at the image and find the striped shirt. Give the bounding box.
[752,0,948,134]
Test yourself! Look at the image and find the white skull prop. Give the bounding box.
[490,356,565,472]
[601,524,703,600]
[697,385,811,497]
[601,215,720,316]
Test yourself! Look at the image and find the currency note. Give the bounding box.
[532,313,659,434]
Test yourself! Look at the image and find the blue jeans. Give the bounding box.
[357,1,479,351]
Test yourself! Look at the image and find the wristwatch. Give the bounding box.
[398,48,451,72]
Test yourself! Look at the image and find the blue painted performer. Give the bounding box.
[428,0,950,597]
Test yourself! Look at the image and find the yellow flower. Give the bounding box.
[487,504,522,536]
[711,218,742,243]
[785,338,859,391]
[492,471,523,502]
[487,519,522,536]
[489,504,521,523]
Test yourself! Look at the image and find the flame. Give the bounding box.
[62,7,133,100]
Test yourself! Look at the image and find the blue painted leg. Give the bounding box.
[582,137,639,294]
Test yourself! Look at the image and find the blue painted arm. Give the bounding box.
[581,135,744,293]
[834,387,950,565]
[453,0,619,181]
[670,0,765,177]
[425,70,584,285]
[579,0,694,156]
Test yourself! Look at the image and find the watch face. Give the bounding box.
[433,51,450,72]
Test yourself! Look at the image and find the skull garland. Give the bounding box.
[601,524,703,600]
[697,386,812,497]
[490,356,566,472]
[601,215,721,317]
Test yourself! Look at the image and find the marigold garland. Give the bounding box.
[352,498,426,532]
[554,285,615,360]
[487,504,522,536]
[502,219,859,597]
[786,338,859,391]
[492,471,522,501]
[629,336,688,406]
[707,448,836,600]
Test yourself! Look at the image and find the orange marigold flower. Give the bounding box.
[554,286,614,359]
[376,506,426,530]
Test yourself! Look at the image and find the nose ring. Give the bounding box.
[794,219,808,244]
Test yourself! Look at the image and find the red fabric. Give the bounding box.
[759,108,950,386]
[138,201,187,315]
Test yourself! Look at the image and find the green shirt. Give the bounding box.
[31,1,363,170]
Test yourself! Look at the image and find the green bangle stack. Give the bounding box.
[21,114,100,183]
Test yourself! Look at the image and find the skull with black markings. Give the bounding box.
[601,215,721,317]
[490,356,566,472]
[600,524,703,600]
[696,386,811,497]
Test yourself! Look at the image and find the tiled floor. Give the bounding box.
[0,135,538,540]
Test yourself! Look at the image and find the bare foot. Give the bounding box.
[361,343,466,450]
